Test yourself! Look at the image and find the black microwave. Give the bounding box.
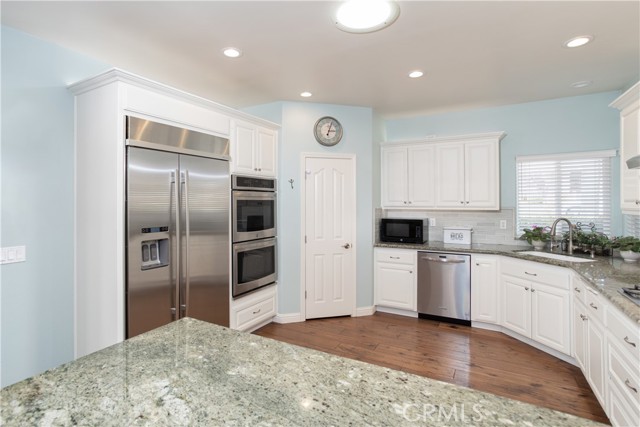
[380,218,428,244]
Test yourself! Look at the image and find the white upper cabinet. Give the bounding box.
[231,120,278,177]
[381,144,435,207]
[381,132,504,210]
[610,81,640,215]
[435,137,501,210]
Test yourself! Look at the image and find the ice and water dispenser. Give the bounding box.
[140,226,169,270]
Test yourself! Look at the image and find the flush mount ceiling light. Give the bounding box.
[408,70,424,78]
[334,0,400,33]
[563,35,594,48]
[222,47,242,58]
[300,91,313,98]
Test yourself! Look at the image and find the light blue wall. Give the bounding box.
[243,102,374,314]
[384,92,623,234]
[1,26,108,386]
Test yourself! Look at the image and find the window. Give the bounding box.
[516,150,616,236]
[624,214,640,238]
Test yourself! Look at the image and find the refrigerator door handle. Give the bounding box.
[181,170,190,317]
[172,169,180,320]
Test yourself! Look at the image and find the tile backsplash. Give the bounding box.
[375,207,529,246]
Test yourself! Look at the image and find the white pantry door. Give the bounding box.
[304,155,356,319]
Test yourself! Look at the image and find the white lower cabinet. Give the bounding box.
[230,285,277,332]
[374,248,417,311]
[500,258,571,355]
[470,255,499,323]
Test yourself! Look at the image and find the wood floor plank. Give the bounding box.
[254,312,609,424]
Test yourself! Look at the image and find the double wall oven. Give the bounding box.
[232,175,277,297]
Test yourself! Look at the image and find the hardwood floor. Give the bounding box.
[254,312,609,424]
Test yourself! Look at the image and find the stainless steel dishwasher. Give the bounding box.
[417,252,471,326]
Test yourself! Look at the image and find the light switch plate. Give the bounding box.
[0,245,26,264]
[430,218,436,227]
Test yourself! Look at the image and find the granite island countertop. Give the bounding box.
[375,242,640,323]
[1,318,604,426]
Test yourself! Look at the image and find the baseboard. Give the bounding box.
[375,306,419,318]
[354,306,376,317]
[499,328,577,366]
[273,312,304,324]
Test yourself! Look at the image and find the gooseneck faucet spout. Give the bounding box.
[550,217,574,255]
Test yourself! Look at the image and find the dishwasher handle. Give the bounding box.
[420,256,466,264]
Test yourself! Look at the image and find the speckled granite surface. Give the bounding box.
[376,242,640,323]
[1,318,602,426]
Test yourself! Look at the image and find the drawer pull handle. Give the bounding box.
[524,271,537,276]
[389,256,400,259]
[252,308,261,315]
[625,379,638,394]
[574,287,581,293]
[589,302,598,310]
[623,336,637,347]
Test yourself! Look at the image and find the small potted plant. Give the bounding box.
[520,226,551,250]
[610,236,640,263]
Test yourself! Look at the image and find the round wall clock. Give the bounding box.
[314,116,343,146]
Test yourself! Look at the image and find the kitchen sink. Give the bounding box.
[518,251,595,263]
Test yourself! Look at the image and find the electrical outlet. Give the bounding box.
[429,218,436,227]
[500,220,507,230]
[0,245,26,264]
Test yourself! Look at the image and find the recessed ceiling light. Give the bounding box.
[563,35,594,48]
[409,70,424,78]
[300,91,313,98]
[571,80,592,88]
[334,0,400,34]
[222,47,242,58]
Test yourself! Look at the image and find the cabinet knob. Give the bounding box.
[636,200,640,205]
[525,287,530,291]
[465,201,470,204]
[531,288,535,292]
[460,201,464,204]
[404,201,407,204]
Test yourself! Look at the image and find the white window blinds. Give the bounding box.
[516,150,616,236]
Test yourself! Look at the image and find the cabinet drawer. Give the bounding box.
[375,248,416,265]
[608,304,640,361]
[585,287,605,324]
[609,342,640,408]
[501,258,569,289]
[235,294,276,331]
[571,276,587,304]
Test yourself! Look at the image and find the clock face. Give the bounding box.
[314,116,343,146]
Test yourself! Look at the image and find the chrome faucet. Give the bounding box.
[550,218,574,255]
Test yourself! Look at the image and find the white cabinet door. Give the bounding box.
[256,128,277,176]
[381,146,409,207]
[435,143,465,208]
[232,121,257,174]
[588,317,607,406]
[531,282,571,354]
[501,275,531,337]
[375,262,416,311]
[573,299,588,371]
[620,103,640,213]
[231,121,277,177]
[407,145,435,207]
[465,141,499,209]
[471,255,499,324]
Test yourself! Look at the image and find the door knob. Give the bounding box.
[342,243,351,249]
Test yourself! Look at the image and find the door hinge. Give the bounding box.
[305,235,307,243]
[305,290,307,299]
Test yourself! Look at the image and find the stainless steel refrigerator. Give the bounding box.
[125,116,230,338]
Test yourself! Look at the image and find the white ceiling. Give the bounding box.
[2,1,639,118]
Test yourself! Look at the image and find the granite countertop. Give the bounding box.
[1,318,603,426]
[375,242,640,323]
